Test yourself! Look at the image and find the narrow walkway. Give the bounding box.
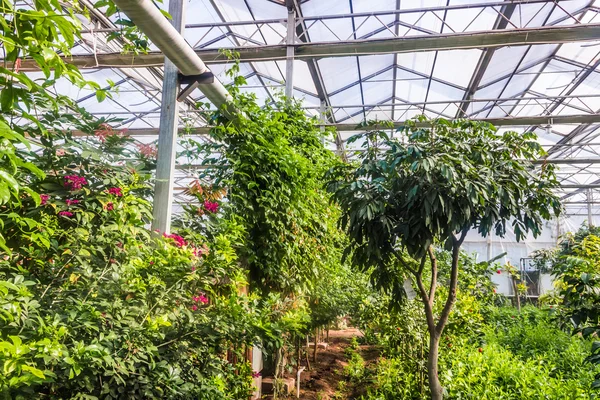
[298,328,379,400]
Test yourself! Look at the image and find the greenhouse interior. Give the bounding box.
[5,0,600,398]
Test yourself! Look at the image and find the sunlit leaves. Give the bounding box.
[328,116,562,278]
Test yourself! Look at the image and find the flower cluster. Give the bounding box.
[192,244,210,258]
[107,187,123,197]
[58,211,74,217]
[64,175,88,191]
[203,200,219,213]
[193,293,209,305]
[163,233,187,248]
[40,194,49,206]
[66,199,80,206]
[94,124,125,143]
[137,142,158,159]
[104,202,114,211]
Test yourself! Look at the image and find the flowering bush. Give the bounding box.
[0,131,278,399]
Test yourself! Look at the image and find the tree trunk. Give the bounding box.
[427,331,443,400]
[312,327,318,363]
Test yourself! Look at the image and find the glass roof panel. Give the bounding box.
[432,49,481,88]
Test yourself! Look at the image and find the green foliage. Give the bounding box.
[328,117,561,271]
[440,340,594,399]
[182,61,344,296]
[484,306,589,380]
[0,0,105,251]
[361,306,596,400]
[535,224,600,388]
[0,133,283,398]
[343,346,366,382]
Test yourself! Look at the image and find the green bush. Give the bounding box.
[484,306,590,379]
[441,340,595,399]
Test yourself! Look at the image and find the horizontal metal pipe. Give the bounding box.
[110,0,232,114]
[560,184,600,188]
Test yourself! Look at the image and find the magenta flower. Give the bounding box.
[40,194,49,206]
[203,200,219,213]
[191,266,196,272]
[193,293,209,304]
[64,175,88,191]
[252,371,261,378]
[192,244,209,258]
[105,202,114,211]
[107,187,123,197]
[191,305,198,311]
[163,233,187,248]
[58,211,74,217]
[66,199,80,206]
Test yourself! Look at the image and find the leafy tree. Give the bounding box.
[327,117,561,399]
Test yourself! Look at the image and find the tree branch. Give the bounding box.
[428,246,438,303]
[393,249,416,275]
[435,233,464,334]
[414,255,436,333]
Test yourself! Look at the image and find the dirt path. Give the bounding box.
[297,328,380,400]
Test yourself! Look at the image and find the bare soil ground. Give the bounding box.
[295,328,379,400]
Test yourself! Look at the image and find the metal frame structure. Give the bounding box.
[9,0,600,217]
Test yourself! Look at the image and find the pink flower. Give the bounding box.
[192,244,210,258]
[107,187,123,197]
[137,142,158,159]
[191,266,196,272]
[40,194,49,206]
[105,202,114,211]
[193,293,209,304]
[55,148,66,156]
[496,269,501,274]
[58,211,74,217]
[64,175,88,191]
[94,124,123,143]
[191,305,198,311]
[163,233,187,248]
[252,371,261,378]
[203,200,219,213]
[66,199,80,206]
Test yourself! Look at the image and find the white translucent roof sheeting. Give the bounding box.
[9,0,600,225]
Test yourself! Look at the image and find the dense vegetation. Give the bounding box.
[1,1,598,400]
[342,252,598,399]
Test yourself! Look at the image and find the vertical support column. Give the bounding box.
[588,189,594,228]
[486,234,492,261]
[151,0,184,234]
[556,216,561,244]
[285,7,296,100]
[319,100,326,144]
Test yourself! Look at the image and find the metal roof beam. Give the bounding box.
[13,23,600,70]
[68,113,600,136]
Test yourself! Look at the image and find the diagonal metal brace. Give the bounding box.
[177,71,215,102]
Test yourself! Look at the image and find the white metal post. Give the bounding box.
[151,0,184,234]
[285,8,296,99]
[588,189,594,228]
